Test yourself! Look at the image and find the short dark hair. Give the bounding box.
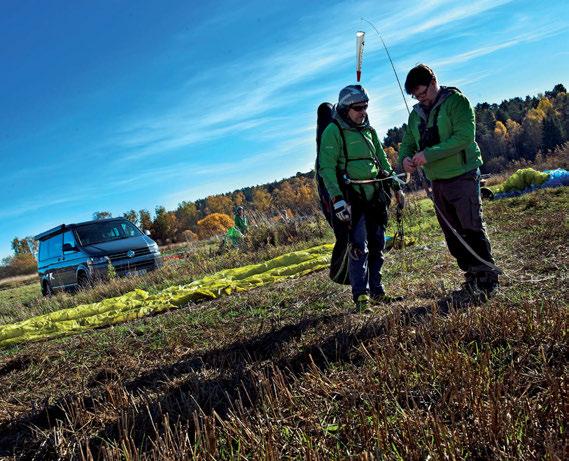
[404,64,436,94]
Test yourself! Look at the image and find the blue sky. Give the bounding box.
[1,0,568,260]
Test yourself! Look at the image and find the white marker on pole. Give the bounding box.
[356,31,365,82]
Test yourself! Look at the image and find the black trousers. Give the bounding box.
[431,169,498,283]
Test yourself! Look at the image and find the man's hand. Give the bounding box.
[395,190,405,209]
[333,199,351,222]
[412,151,427,167]
[403,157,416,174]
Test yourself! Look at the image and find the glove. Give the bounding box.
[333,199,351,222]
[395,190,405,209]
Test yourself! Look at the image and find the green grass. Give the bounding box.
[0,188,567,460]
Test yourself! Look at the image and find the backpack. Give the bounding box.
[315,102,350,285]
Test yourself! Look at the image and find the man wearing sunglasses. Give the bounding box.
[319,85,404,311]
[398,64,499,300]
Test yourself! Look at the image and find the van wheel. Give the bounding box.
[41,281,53,297]
[77,273,91,290]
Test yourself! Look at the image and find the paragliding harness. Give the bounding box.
[316,103,404,284]
[316,104,350,284]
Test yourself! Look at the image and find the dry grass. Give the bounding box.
[0,188,567,460]
[0,274,37,290]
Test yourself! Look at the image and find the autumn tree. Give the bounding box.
[553,91,569,139]
[384,145,399,168]
[196,213,234,239]
[521,107,545,158]
[505,119,523,159]
[206,194,233,215]
[139,209,153,233]
[296,181,317,213]
[233,191,246,207]
[123,209,138,226]
[274,181,296,210]
[252,188,272,212]
[0,253,37,277]
[493,120,509,158]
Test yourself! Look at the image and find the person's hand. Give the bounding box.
[412,151,427,167]
[333,199,351,222]
[395,190,405,209]
[403,157,416,173]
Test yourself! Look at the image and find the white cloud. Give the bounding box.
[117,0,513,141]
[431,23,569,68]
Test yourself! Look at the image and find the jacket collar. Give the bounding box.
[412,86,460,121]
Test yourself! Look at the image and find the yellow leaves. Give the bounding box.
[536,97,554,116]
[384,145,399,166]
[206,195,233,215]
[196,213,234,239]
[494,121,508,139]
[252,188,272,212]
[505,119,522,137]
[273,177,317,213]
[233,191,246,206]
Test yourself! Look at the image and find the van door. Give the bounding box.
[39,234,64,289]
[60,230,83,287]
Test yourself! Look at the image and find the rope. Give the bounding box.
[417,170,503,275]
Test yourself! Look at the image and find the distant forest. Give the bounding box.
[3,84,568,276]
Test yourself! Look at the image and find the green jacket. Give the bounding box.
[398,88,483,181]
[234,214,248,234]
[318,118,396,202]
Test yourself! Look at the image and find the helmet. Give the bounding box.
[338,85,369,109]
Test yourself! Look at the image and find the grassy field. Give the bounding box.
[0,188,567,459]
[0,218,332,326]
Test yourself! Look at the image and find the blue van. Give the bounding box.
[35,217,162,295]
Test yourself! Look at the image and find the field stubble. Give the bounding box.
[0,188,567,460]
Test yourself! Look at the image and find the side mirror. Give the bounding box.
[63,243,78,252]
[144,230,151,236]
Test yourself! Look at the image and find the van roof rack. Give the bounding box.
[34,217,127,241]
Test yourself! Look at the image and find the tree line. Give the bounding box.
[2,84,567,276]
[382,84,568,173]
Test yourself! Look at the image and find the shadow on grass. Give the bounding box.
[0,292,481,458]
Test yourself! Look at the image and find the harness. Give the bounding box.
[332,120,394,204]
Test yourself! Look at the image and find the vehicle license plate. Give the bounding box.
[126,268,147,277]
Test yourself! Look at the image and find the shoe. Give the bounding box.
[354,294,371,312]
[478,280,499,299]
[371,293,404,304]
[451,281,487,307]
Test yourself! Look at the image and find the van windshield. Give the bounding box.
[75,221,142,246]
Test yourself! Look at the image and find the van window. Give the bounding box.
[39,234,63,261]
[121,222,139,238]
[63,231,77,252]
[75,221,142,245]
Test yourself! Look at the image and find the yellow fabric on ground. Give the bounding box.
[0,244,332,348]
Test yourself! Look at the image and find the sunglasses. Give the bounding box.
[350,104,368,112]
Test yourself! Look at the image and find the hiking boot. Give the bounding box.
[371,293,404,304]
[452,281,488,306]
[477,280,500,299]
[354,294,371,312]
